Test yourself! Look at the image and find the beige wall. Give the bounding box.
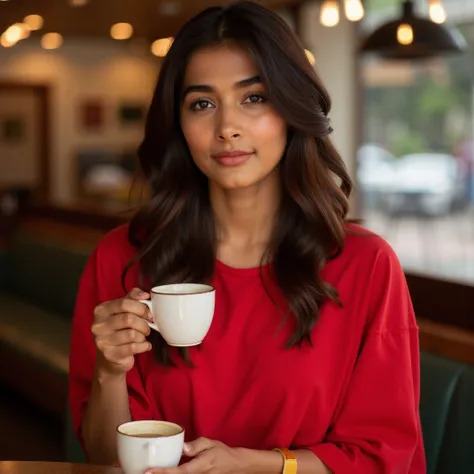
[298,1,360,214]
[0,88,41,188]
[0,40,159,203]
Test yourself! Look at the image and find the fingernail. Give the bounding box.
[183,443,191,454]
[138,290,147,296]
[147,343,152,351]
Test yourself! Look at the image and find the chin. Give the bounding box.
[217,178,258,190]
[211,173,261,190]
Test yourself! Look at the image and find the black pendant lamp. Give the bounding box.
[361,0,467,59]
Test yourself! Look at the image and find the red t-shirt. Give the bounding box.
[69,223,426,473]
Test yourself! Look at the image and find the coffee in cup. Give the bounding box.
[117,420,184,474]
[140,283,215,347]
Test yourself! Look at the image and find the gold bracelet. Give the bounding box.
[273,448,298,474]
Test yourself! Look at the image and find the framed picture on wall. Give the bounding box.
[79,99,105,132]
[1,117,24,142]
[117,102,147,126]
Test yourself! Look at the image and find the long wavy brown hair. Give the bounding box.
[124,0,353,365]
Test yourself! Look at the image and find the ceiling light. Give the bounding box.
[320,1,340,28]
[11,23,31,40]
[41,32,63,50]
[110,23,133,40]
[1,32,16,47]
[344,0,364,22]
[397,23,414,45]
[429,0,446,24]
[69,0,89,5]
[4,24,23,44]
[21,25,32,39]
[361,0,467,59]
[24,14,44,31]
[151,37,174,57]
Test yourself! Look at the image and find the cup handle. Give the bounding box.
[139,299,160,333]
[145,441,158,468]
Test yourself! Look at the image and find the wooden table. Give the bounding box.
[0,462,122,474]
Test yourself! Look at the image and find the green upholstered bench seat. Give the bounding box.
[3,232,91,318]
[0,231,91,419]
[434,362,474,474]
[0,293,71,374]
[420,351,474,474]
[0,230,91,376]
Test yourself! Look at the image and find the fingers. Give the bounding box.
[99,341,152,363]
[126,288,153,322]
[145,457,203,474]
[92,312,151,339]
[91,289,154,373]
[105,328,147,346]
[94,295,153,323]
[144,439,220,474]
[110,312,152,334]
[184,437,219,457]
[127,287,150,300]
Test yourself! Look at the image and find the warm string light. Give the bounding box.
[320,0,365,27]
[344,0,364,22]
[19,24,31,39]
[4,24,23,44]
[0,4,326,56]
[41,32,63,50]
[1,14,46,48]
[110,22,133,40]
[0,34,14,47]
[24,14,44,31]
[1,23,32,47]
[428,0,446,24]
[320,1,340,27]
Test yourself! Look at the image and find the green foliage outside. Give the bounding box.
[367,0,398,12]
[363,22,474,157]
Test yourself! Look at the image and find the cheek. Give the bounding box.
[252,114,287,149]
[181,118,213,155]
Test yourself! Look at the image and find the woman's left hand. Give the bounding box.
[145,437,251,474]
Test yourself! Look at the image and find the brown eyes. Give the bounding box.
[188,92,267,112]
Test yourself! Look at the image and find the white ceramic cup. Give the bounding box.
[117,420,184,474]
[139,283,215,347]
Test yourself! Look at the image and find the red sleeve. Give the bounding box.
[68,232,156,448]
[309,242,425,473]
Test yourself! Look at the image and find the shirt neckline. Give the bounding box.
[215,258,271,277]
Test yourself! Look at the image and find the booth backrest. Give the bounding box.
[420,351,474,474]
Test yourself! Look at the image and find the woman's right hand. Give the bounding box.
[91,287,153,376]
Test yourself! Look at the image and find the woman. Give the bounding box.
[69,1,426,473]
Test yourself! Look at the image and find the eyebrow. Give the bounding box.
[182,75,262,99]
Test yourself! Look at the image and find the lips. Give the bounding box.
[211,150,254,166]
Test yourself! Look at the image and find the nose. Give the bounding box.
[215,106,241,142]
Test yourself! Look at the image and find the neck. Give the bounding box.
[210,171,281,252]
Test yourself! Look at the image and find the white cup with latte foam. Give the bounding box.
[117,420,184,474]
[139,283,215,347]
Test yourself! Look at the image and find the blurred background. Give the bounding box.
[1,0,473,471]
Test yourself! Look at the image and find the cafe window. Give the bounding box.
[359,1,474,285]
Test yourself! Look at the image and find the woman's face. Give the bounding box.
[180,43,287,191]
